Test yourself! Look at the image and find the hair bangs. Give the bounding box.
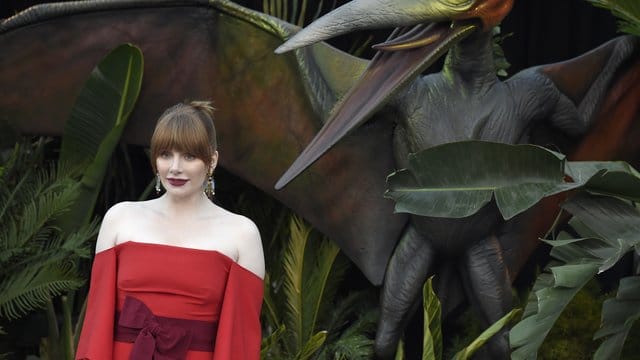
[150,113,213,171]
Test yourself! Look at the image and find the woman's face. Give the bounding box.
[156,149,214,198]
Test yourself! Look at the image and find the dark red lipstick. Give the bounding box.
[167,178,188,186]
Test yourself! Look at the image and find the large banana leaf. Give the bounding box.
[386,141,571,219]
[57,43,143,232]
[593,275,640,360]
[386,141,640,219]
[510,193,640,359]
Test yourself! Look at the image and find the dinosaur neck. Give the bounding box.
[442,29,497,91]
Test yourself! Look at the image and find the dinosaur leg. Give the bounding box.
[375,223,435,359]
[459,235,513,359]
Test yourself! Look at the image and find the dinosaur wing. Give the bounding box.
[500,35,640,280]
[540,35,640,163]
[0,0,407,285]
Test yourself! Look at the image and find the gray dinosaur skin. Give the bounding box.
[370,30,637,358]
[377,30,577,359]
[279,16,639,358]
[376,31,638,359]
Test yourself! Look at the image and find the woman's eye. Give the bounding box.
[184,154,196,161]
[160,151,170,158]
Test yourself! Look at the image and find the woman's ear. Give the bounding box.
[210,150,219,172]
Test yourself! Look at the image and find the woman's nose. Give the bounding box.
[169,157,182,172]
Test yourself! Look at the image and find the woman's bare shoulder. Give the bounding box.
[95,201,144,253]
[221,212,264,278]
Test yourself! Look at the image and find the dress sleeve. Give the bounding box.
[213,262,264,360]
[75,248,117,360]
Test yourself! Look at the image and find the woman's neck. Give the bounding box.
[157,192,212,218]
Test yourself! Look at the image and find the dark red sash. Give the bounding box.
[114,296,217,359]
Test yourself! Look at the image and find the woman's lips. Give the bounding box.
[167,178,188,186]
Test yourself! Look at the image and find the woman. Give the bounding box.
[76,101,265,359]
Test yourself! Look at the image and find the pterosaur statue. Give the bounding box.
[1,0,638,358]
[274,0,639,358]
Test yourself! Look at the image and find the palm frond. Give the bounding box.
[0,139,48,224]
[316,306,377,360]
[319,289,377,338]
[283,215,311,351]
[0,263,84,320]
[303,234,342,341]
[11,178,79,249]
[326,333,374,360]
[261,324,287,359]
[0,136,97,323]
[297,330,327,360]
[588,0,640,36]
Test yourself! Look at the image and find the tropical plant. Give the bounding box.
[0,138,97,321]
[259,214,378,360]
[0,43,143,359]
[393,277,520,360]
[41,43,143,360]
[385,140,640,359]
[510,193,640,359]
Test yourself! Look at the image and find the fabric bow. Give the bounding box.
[118,296,192,360]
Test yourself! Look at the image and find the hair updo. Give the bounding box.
[149,101,217,173]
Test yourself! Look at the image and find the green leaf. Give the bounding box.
[387,142,640,221]
[282,215,309,351]
[394,339,405,360]
[261,324,286,358]
[0,264,84,320]
[510,263,599,360]
[296,330,327,360]
[57,43,143,232]
[59,44,143,173]
[568,161,640,202]
[452,308,521,360]
[593,276,640,360]
[587,0,640,36]
[385,141,571,219]
[303,234,341,342]
[562,193,640,272]
[422,277,442,360]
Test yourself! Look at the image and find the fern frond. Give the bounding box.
[0,263,84,320]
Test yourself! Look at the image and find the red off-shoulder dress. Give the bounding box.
[76,241,263,360]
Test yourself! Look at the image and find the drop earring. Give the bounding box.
[155,172,161,194]
[205,171,215,198]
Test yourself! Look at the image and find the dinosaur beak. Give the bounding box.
[274,0,513,190]
[275,0,512,54]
